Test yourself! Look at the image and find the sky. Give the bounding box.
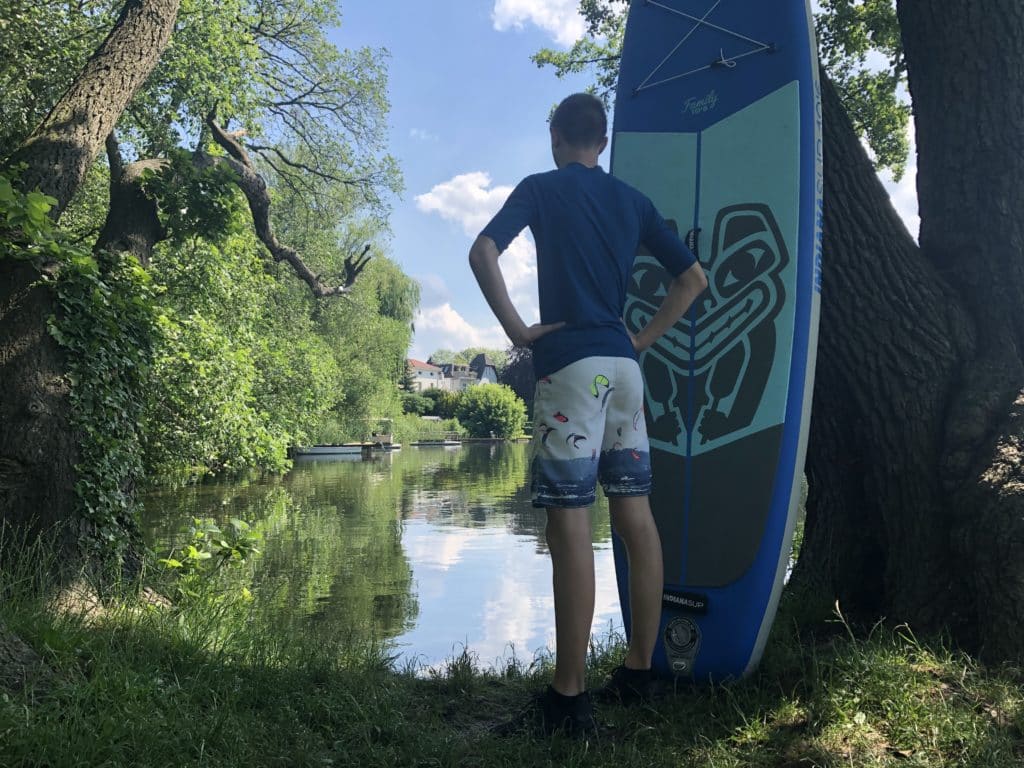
[330,1,920,362]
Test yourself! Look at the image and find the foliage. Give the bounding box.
[455,384,526,438]
[422,388,462,420]
[144,228,296,478]
[388,415,465,445]
[0,3,419,570]
[158,517,261,601]
[140,153,416,478]
[140,151,245,243]
[815,0,909,178]
[400,363,417,393]
[2,523,1022,767]
[53,254,161,560]
[401,392,433,416]
[498,346,536,418]
[429,347,508,370]
[531,0,627,106]
[533,0,910,176]
[426,348,460,365]
[0,1,116,155]
[1,172,161,561]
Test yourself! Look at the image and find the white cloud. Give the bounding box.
[415,171,540,327]
[415,172,514,236]
[409,127,439,142]
[416,302,509,350]
[492,0,586,47]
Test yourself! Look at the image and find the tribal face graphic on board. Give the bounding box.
[624,204,788,455]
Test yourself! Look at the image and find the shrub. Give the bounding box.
[455,384,526,438]
[422,388,461,419]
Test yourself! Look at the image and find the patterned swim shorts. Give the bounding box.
[530,356,652,508]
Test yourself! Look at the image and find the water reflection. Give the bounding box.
[143,444,622,668]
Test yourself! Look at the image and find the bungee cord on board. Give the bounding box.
[633,0,775,95]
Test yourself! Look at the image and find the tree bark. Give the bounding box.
[793,71,973,633]
[794,2,1024,661]
[3,0,181,215]
[899,0,1024,660]
[1,0,180,567]
[0,619,52,698]
[95,134,166,265]
[0,263,80,561]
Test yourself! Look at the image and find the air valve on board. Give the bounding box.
[664,616,701,675]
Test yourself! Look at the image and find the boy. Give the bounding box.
[470,93,707,736]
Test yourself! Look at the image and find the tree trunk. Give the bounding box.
[3,0,181,215]
[0,263,80,561]
[793,3,1024,661]
[1,0,180,568]
[899,0,1024,660]
[0,619,52,698]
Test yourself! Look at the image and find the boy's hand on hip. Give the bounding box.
[511,321,566,348]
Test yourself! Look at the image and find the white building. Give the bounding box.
[407,359,447,391]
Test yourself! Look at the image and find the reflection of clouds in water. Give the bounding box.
[402,520,478,573]
[396,517,622,669]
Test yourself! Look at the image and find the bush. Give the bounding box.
[422,388,461,419]
[401,392,433,415]
[455,384,526,438]
[389,415,465,444]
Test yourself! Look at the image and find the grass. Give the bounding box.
[1,541,1022,767]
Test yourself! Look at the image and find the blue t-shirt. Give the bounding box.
[479,162,696,379]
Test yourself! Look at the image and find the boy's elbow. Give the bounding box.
[468,236,495,269]
[694,265,708,291]
[677,262,707,291]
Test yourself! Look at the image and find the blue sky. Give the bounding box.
[331,1,919,362]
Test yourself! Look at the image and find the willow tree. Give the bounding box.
[538,0,1024,661]
[0,0,400,566]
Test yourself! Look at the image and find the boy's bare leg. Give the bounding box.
[609,495,663,669]
[545,507,596,696]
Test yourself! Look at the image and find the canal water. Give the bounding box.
[142,443,623,670]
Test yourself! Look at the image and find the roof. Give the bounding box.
[469,353,497,375]
[408,359,442,372]
[440,363,475,377]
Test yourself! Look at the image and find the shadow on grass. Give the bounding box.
[1,541,1021,767]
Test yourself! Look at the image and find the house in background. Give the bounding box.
[437,362,478,392]
[408,354,501,393]
[407,359,447,392]
[469,354,498,385]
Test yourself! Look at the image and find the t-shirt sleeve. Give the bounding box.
[640,198,697,277]
[479,177,537,253]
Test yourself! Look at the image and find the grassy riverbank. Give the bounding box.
[1,543,1021,767]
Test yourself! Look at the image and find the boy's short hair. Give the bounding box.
[550,93,607,148]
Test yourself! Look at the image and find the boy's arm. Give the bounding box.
[631,261,708,352]
[468,235,565,348]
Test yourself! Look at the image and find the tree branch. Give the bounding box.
[247,143,375,187]
[105,131,123,182]
[205,109,371,297]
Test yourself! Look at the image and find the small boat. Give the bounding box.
[292,443,368,456]
[409,439,461,448]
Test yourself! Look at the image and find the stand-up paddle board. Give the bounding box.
[611,0,822,681]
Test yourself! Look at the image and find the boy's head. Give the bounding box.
[550,93,608,167]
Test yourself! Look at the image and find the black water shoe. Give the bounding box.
[492,685,597,738]
[592,665,654,706]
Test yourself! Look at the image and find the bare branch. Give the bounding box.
[205,111,369,298]
[206,107,251,165]
[247,143,375,188]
